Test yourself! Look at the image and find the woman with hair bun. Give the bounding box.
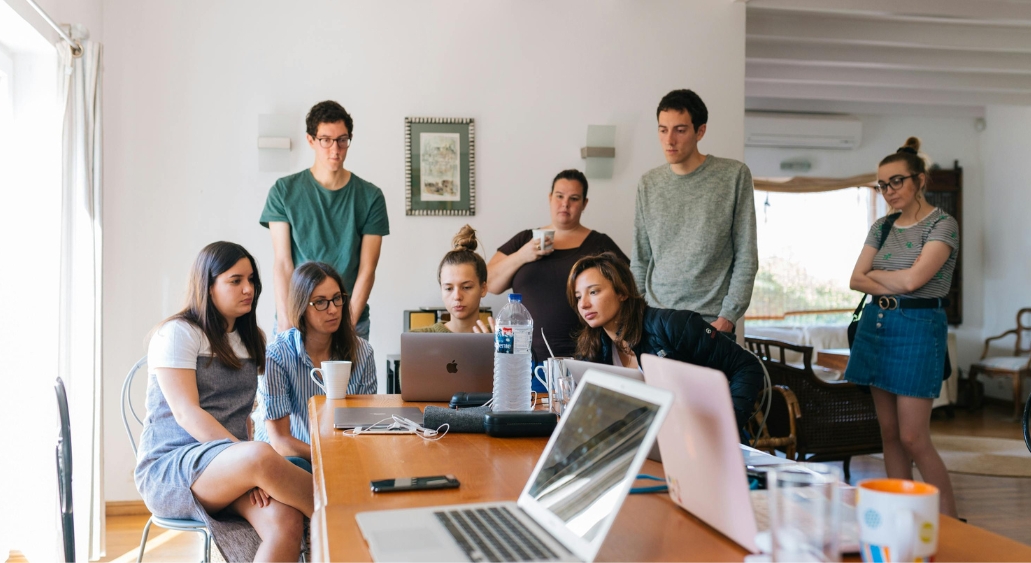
[414,224,493,333]
[846,136,959,516]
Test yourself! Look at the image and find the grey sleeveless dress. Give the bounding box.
[134,356,261,562]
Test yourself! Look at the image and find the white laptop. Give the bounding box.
[640,354,859,554]
[400,333,494,401]
[355,371,674,562]
[564,359,643,384]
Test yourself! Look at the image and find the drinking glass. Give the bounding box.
[768,463,842,562]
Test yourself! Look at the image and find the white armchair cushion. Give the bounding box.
[973,356,1031,371]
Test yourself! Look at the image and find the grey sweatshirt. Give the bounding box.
[631,156,758,323]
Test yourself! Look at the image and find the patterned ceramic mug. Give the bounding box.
[857,479,939,562]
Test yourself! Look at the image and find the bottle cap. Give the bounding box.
[509,293,522,302]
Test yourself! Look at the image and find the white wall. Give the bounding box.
[101,0,747,501]
[980,106,1031,400]
[744,115,987,370]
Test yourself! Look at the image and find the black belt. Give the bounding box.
[871,296,950,310]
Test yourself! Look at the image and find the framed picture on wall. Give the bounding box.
[405,117,475,216]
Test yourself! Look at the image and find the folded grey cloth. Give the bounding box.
[423,405,490,433]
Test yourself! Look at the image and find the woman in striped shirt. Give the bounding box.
[846,137,958,516]
[255,262,377,467]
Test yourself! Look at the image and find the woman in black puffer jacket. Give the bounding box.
[566,252,764,432]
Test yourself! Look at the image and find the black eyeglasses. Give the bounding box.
[315,136,351,148]
[309,293,347,311]
[875,174,919,194]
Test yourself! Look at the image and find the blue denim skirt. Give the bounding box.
[844,303,947,398]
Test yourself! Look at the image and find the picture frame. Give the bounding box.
[405,117,475,216]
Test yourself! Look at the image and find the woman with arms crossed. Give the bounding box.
[847,138,958,516]
[567,252,764,433]
[256,261,377,469]
[413,225,493,334]
[135,242,311,562]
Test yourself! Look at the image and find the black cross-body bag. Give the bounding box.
[847,211,952,380]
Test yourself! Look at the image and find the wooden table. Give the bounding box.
[816,348,851,372]
[309,394,1031,562]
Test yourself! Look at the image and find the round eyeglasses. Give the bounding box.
[309,294,347,311]
[315,136,351,149]
[875,174,919,194]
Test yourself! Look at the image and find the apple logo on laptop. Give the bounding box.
[446,360,458,374]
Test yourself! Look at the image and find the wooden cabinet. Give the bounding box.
[927,162,962,325]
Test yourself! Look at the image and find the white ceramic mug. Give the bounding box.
[857,479,939,563]
[310,360,352,400]
[531,229,555,252]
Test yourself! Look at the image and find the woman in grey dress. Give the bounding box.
[135,241,313,562]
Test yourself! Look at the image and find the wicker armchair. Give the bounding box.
[745,336,882,481]
[749,385,801,460]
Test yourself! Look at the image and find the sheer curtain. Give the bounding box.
[57,26,104,562]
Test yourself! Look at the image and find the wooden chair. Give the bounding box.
[969,308,1031,420]
[745,336,883,482]
[749,385,801,460]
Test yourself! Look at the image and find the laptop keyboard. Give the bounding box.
[434,506,562,562]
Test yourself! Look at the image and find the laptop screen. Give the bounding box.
[526,380,660,542]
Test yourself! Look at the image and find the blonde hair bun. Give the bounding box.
[903,136,921,152]
[451,224,479,253]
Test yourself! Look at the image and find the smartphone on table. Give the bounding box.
[370,475,460,493]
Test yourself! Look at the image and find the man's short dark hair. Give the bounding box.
[551,169,589,199]
[656,89,708,131]
[306,100,354,138]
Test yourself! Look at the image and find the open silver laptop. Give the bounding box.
[356,371,674,562]
[563,360,662,461]
[564,359,643,384]
[400,333,494,401]
[640,354,859,554]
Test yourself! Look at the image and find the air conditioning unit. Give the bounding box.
[745,112,862,150]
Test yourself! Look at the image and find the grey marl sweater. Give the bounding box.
[631,156,758,323]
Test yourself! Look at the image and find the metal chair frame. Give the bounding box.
[56,377,75,562]
[122,356,212,563]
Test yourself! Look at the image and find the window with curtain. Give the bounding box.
[746,185,888,326]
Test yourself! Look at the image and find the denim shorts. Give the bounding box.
[844,303,947,399]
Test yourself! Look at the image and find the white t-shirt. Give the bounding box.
[148,318,251,372]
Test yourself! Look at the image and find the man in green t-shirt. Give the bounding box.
[260,101,390,339]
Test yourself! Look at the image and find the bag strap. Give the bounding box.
[851,212,903,322]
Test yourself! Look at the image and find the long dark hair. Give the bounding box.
[437,224,487,285]
[162,241,266,372]
[287,261,360,362]
[566,252,647,360]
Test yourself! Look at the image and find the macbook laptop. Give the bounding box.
[356,370,674,562]
[640,354,859,554]
[334,406,425,433]
[400,333,494,401]
[563,360,660,461]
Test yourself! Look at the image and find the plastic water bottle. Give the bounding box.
[493,293,533,411]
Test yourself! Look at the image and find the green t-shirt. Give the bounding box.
[260,170,390,324]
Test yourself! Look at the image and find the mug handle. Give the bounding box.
[533,365,549,390]
[310,368,327,394]
[891,509,916,562]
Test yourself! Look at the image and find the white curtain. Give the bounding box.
[57,26,104,562]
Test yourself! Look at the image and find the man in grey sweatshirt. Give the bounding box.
[631,89,758,333]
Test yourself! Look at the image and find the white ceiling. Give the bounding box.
[744,0,1031,116]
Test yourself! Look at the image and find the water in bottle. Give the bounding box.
[493,293,533,411]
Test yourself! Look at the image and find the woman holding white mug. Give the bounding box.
[255,261,377,467]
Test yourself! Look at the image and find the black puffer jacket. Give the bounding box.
[581,307,764,431]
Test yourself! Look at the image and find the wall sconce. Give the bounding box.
[258,114,296,172]
[780,159,812,173]
[581,125,616,179]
